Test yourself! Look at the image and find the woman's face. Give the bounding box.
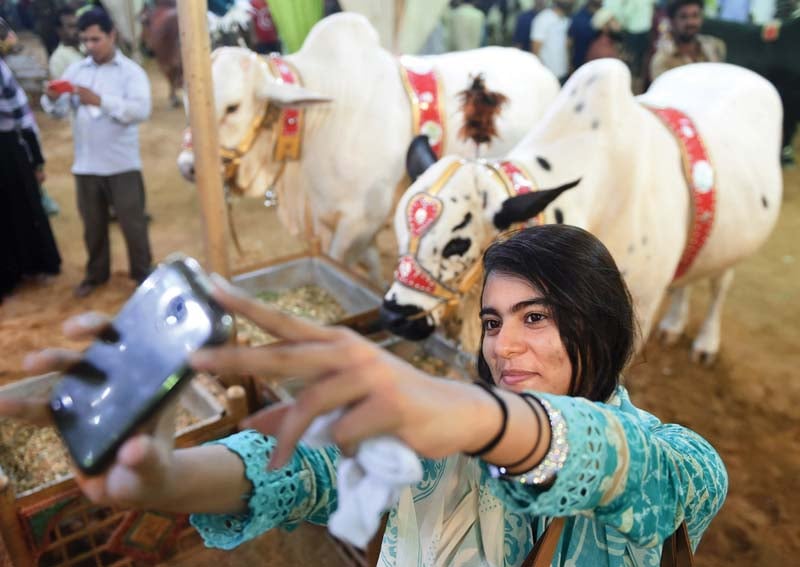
[480,273,572,395]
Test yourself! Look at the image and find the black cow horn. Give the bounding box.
[406,135,438,181]
[493,179,581,230]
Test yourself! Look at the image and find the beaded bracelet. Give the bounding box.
[464,381,508,458]
[490,396,568,486]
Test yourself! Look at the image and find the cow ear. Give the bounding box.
[493,179,580,230]
[256,80,332,107]
[406,135,438,181]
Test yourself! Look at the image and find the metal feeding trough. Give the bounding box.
[232,254,384,334]
[270,333,477,402]
[380,333,477,382]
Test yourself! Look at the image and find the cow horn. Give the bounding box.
[493,179,581,230]
[406,135,438,181]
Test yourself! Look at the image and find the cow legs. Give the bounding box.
[691,268,735,366]
[658,285,691,346]
[360,245,384,286]
[327,212,383,284]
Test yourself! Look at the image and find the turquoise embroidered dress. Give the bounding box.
[190,386,727,566]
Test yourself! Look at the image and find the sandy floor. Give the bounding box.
[0,60,798,566]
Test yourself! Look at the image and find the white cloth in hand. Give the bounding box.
[302,411,423,548]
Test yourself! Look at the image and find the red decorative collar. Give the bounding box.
[646,106,716,281]
[399,56,446,158]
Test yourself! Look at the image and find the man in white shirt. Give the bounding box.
[449,0,486,51]
[48,7,82,79]
[42,7,153,298]
[531,0,575,82]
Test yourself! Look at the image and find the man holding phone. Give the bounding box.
[42,7,153,299]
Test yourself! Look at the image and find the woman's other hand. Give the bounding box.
[191,277,496,469]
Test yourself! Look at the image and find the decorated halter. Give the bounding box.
[219,54,304,196]
[645,105,716,281]
[395,158,541,322]
[483,160,544,225]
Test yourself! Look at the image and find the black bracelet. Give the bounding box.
[495,393,544,472]
[497,392,542,474]
[465,381,509,458]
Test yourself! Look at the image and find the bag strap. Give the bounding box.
[521,519,693,567]
[521,517,565,567]
[661,521,695,567]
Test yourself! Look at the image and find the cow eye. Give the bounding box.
[442,237,471,259]
[225,104,240,115]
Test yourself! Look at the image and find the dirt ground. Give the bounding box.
[1,62,798,566]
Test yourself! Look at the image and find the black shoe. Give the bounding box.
[74,280,103,298]
[132,267,154,285]
[781,145,795,166]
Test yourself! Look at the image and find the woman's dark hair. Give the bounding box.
[77,7,114,34]
[666,0,704,19]
[477,225,637,402]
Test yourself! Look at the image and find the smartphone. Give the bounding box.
[49,255,233,475]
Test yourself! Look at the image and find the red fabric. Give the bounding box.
[252,0,279,43]
[407,193,443,237]
[267,55,300,137]
[400,61,446,158]
[395,255,438,295]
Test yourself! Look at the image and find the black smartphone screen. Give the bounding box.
[50,259,232,474]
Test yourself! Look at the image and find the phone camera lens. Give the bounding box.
[165,296,188,326]
[51,394,74,413]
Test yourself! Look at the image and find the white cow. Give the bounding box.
[380,59,782,363]
[177,13,559,281]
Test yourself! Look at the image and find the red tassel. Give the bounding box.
[458,74,509,146]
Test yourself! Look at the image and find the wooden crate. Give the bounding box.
[0,373,247,567]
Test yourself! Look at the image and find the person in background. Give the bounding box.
[49,6,81,79]
[250,0,281,54]
[448,0,486,50]
[511,0,545,51]
[41,7,153,299]
[650,0,725,80]
[531,0,575,82]
[568,0,602,71]
[586,7,625,61]
[604,0,656,92]
[0,17,61,301]
[37,5,82,218]
[718,0,752,21]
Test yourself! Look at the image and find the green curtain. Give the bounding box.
[268,0,324,53]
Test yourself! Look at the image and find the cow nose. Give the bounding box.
[379,299,435,341]
[379,302,410,333]
[189,165,195,178]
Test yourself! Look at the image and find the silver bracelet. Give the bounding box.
[489,397,568,486]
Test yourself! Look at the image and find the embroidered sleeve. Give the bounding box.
[481,391,728,549]
[189,429,340,550]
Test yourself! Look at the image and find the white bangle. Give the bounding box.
[489,397,568,486]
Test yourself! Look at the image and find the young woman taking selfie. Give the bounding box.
[8,225,727,566]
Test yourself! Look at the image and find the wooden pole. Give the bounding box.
[176,0,231,278]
